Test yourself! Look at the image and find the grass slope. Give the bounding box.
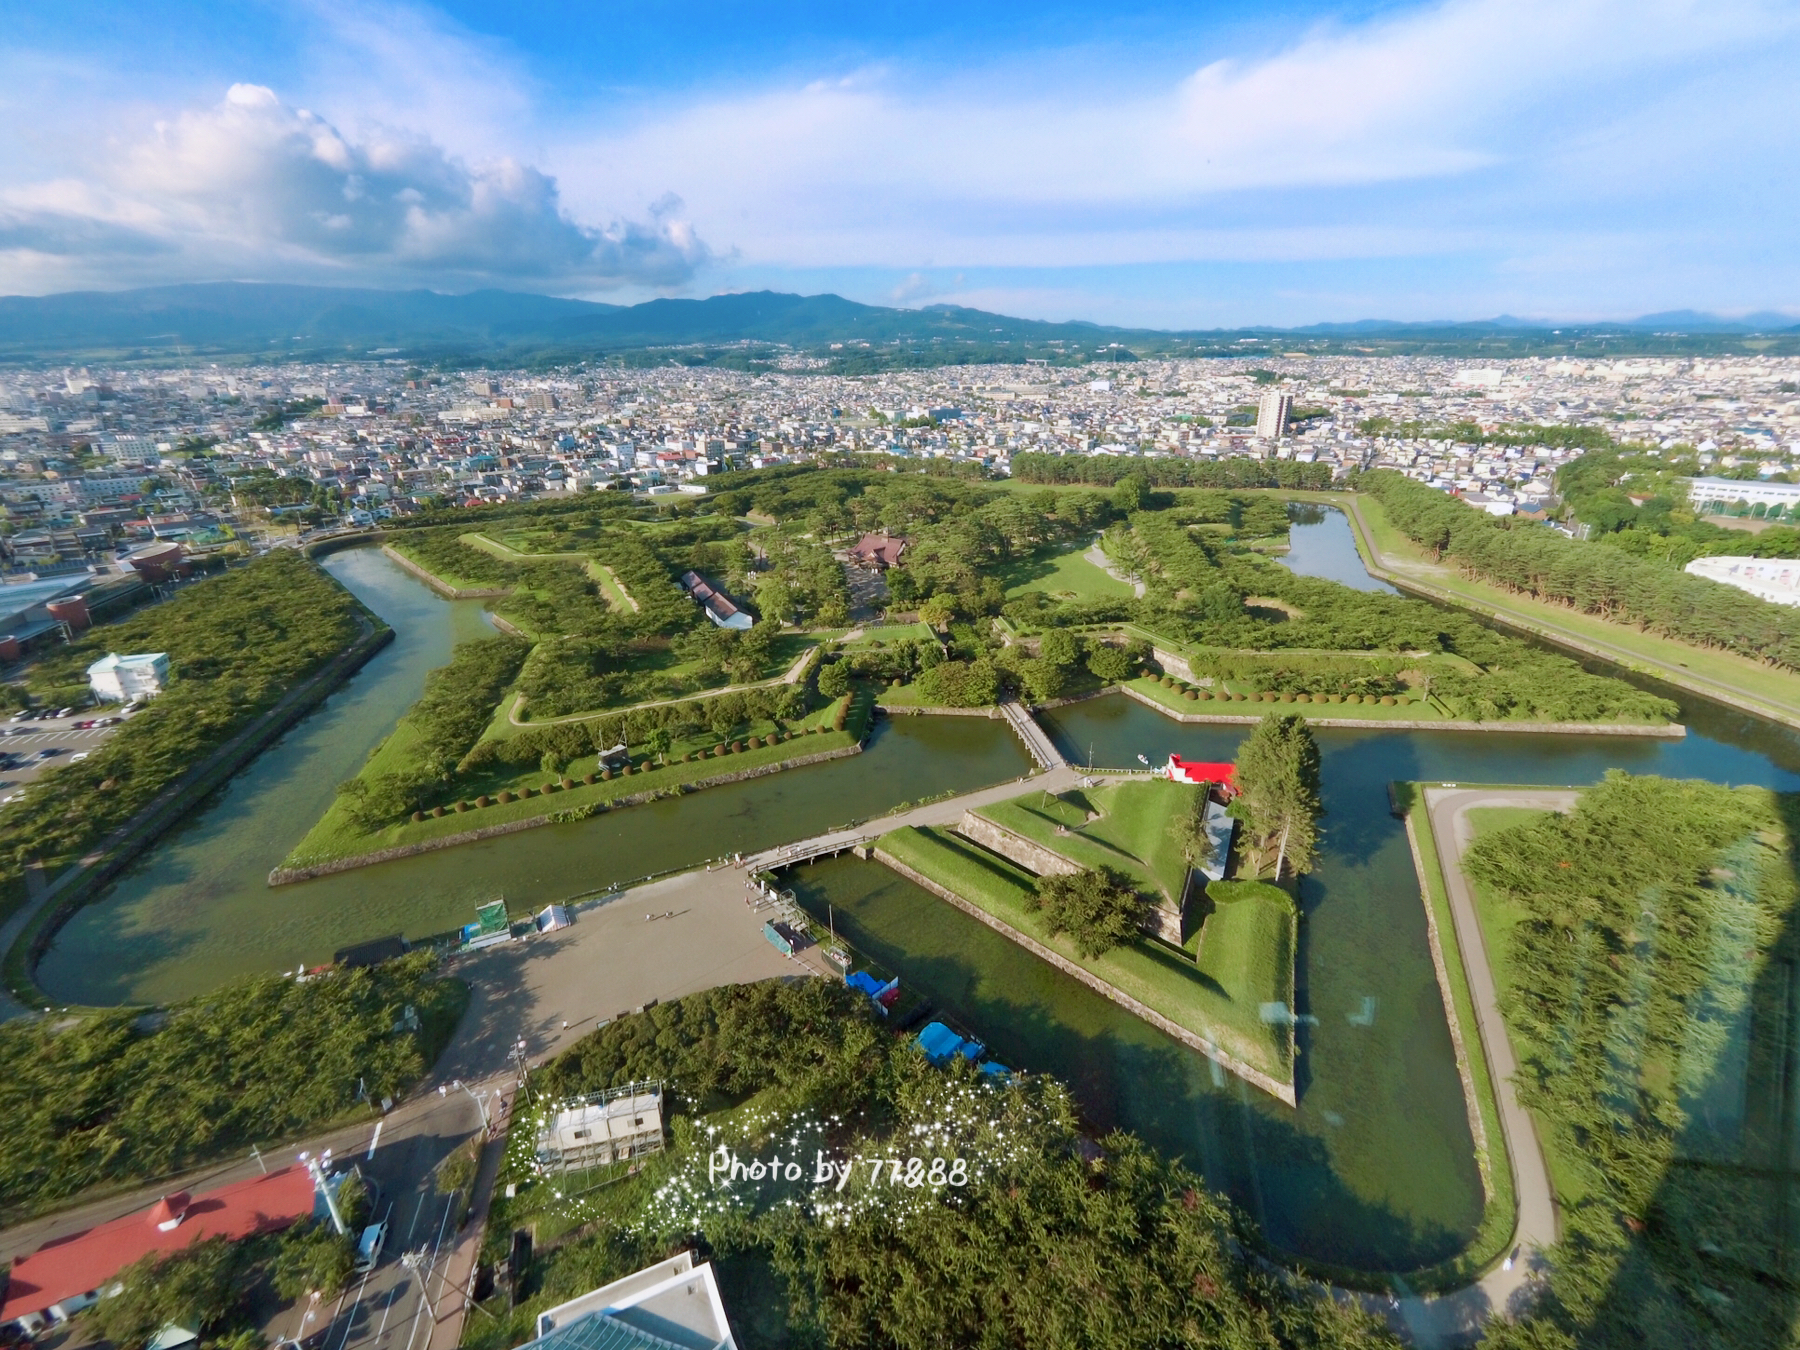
[284,694,861,869]
[879,824,1291,1084]
[976,780,1193,904]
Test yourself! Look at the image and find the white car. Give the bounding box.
[70,752,89,762]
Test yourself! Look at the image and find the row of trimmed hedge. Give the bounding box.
[1149,673,1416,707]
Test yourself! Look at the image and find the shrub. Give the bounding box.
[522,786,536,797]
[411,810,424,823]
[454,800,467,812]
[1380,695,1397,706]
[476,795,491,807]
[733,740,746,753]
[430,805,444,818]
[600,768,612,780]
[1183,689,1199,701]
[498,790,515,803]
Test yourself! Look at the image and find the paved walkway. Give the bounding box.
[1000,700,1067,770]
[1384,786,1573,1344]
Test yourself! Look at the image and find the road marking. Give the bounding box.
[367,1121,382,1160]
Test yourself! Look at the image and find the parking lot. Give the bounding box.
[0,715,126,799]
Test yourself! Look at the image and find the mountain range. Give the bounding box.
[0,283,1794,366]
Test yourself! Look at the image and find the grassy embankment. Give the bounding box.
[1343,492,1800,723]
[281,688,868,870]
[1398,783,1522,1288]
[996,541,1135,601]
[1121,673,1458,722]
[458,530,638,611]
[877,822,1293,1087]
[974,780,1192,904]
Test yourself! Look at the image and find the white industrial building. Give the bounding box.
[87,651,168,702]
[1684,477,1800,518]
[1684,556,1800,606]
[535,1083,664,1173]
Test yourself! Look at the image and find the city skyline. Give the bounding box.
[2,0,1798,326]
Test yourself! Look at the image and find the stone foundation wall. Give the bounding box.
[954,812,1081,878]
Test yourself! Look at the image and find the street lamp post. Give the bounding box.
[299,1149,347,1236]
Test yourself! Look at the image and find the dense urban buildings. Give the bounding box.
[1,353,1796,563]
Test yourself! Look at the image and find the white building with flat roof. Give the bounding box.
[535,1084,664,1173]
[1685,477,1800,518]
[1684,556,1800,606]
[87,651,168,702]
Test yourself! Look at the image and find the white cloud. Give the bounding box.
[1,83,708,293]
[551,0,1799,271]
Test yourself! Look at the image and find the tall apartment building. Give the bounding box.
[1256,392,1293,440]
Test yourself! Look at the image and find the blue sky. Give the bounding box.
[2,0,1797,326]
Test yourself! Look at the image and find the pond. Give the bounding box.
[1280,503,1398,593]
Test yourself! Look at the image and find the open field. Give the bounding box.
[975,779,1192,903]
[877,824,1292,1086]
[998,541,1136,600]
[1123,675,1450,721]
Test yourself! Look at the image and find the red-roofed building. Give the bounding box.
[1167,756,1236,791]
[2,1167,315,1331]
[847,534,907,571]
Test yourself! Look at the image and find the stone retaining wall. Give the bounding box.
[876,703,1001,718]
[268,742,863,884]
[1119,683,1686,737]
[954,812,1080,878]
[873,848,1296,1108]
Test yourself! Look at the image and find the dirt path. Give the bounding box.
[1085,538,1145,597]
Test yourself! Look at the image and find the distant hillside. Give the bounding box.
[0,282,1794,368]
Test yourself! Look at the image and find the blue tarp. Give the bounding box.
[916,1021,964,1066]
[958,1040,985,1062]
[980,1061,1011,1080]
[846,971,885,997]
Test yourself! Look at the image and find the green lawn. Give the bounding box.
[1344,493,1800,725]
[1192,880,1295,1032]
[975,780,1193,904]
[997,542,1135,600]
[878,825,1292,1086]
[283,692,865,869]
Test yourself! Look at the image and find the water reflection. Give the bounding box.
[1279,504,1399,593]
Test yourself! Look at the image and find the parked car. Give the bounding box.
[353,1220,388,1274]
[36,747,63,760]
[72,719,95,729]
[97,716,122,726]
[8,710,29,722]
[53,707,74,718]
